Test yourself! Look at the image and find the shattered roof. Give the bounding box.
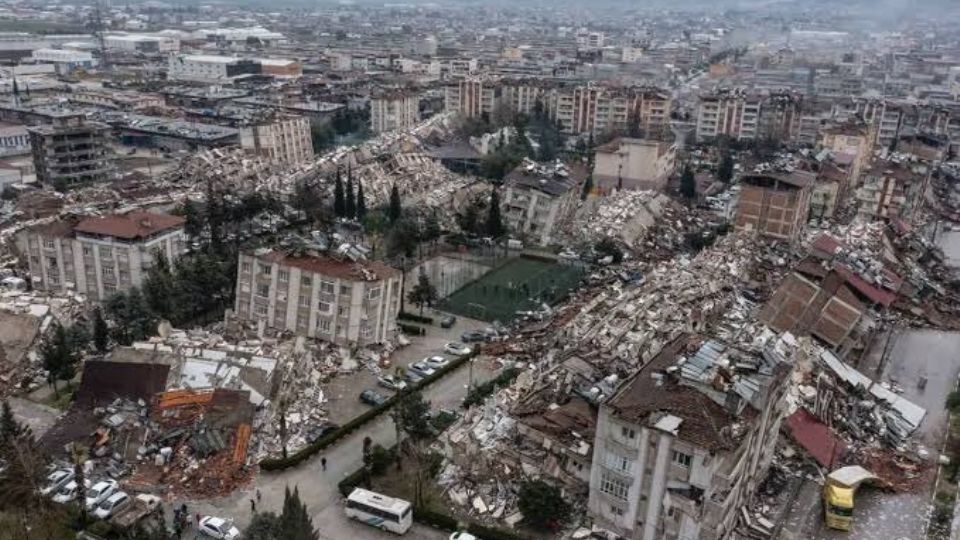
[785,409,847,468]
[255,249,401,281]
[515,396,598,444]
[74,359,171,408]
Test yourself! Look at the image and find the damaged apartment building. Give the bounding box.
[234,246,401,346]
[587,336,794,540]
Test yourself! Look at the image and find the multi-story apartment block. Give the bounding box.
[695,89,761,142]
[239,115,314,166]
[370,91,420,134]
[167,54,260,83]
[593,138,677,192]
[856,160,930,222]
[444,78,496,120]
[28,117,114,189]
[234,248,401,347]
[832,98,905,148]
[587,337,791,540]
[819,122,875,185]
[15,211,186,300]
[501,161,585,246]
[734,171,815,242]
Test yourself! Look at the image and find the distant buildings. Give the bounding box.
[167,54,261,83]
[240,116,314,166]
[734,171,814,242]
[16,211,186,300]
[501,160,586,246]
[370,91,420,134]
[31,48,95,73]
[587,337,792,540]
[234,249,402,347]
[593,138,677,192]
[28,117,113,189]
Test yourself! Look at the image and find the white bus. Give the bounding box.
[345,487,413,534]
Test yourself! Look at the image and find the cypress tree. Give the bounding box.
[333,168,345,218]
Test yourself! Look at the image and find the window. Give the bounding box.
[317,301,331,313]
[240,262,251,273]
[340,284,352,296]
[672,451,692,468]
[620,426,636,440]
[118,270,129,283]
[338,306,348,317]
[102,267,115,280]
[600,471,629,501]
[368,286,381,300]
[604,451,631,473]
[278,270,289,282]
[259,264,271,275]
[610,505,624,517]
[299,294,310,307]
[361,325,373,338]
[317,319,331,334]
[43,240,55,249]
[320,280,335,294]
[82,246,92,256]
[99,246,112,258]
[47,257,58,268]
[301,276,312,287]
[257,283,270,298]
[254,304,268,317]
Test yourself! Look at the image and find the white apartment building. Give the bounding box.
[593,138,677,193]
[696,90,761,141]
[444,78,496,119]
[240,116,314,166]
[234,249,402,347]
[588,338,791,540]
[105,34,179,53]
[501,161,585,246]
[370,92,420,134]
[167,54,260,83]
[15,211,186,301]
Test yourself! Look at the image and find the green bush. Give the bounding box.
[261,353,474,471]
[398,322,426,336]
[398,312,434,324]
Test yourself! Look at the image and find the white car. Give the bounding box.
[444,342,471,356]
[199,516,241,539]
[52,479,90,503]
[408,361,437,378]
[93,491,130,519]
[423,355,450,369]
[40,469,74,496]
[450,533,478,540]
[85,479,119,511]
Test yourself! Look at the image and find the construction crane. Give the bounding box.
[91,1,110,73]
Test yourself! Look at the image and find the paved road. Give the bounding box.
[180,318,498,539]
[779,329,960,540]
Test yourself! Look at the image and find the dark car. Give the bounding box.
[460,330,487,343]
[440,315,457,328]
[305,423,340,444]
[359,390,387,406]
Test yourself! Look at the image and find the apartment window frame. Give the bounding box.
[256,283,270,298]
[672,450,692,468]
[320,280,335,295]
[620,426,636,440]
[599,471,629,501]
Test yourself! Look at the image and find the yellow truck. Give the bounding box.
[822,466,878,531]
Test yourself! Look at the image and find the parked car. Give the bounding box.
[423,355,450,369]
[199,516,241,539]
[408,362,437,378]
[305,423,340,444]
[377,374,408,391]
[52,479,90,504]
[40,469,74,496]
[450,532,478,540]
[460,330,487,343]
[359,390,387,406]
[440,315,457,328]
[404,370,424,384]
[444,342,472,356]
[85,479,118,510]
[93,491,131,519]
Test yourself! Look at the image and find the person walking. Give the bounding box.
[256,488,262,503]
[321,456,327,471]
[250,498,256,513]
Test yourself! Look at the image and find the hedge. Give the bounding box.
[462,367,522,409]
[260,351,476,471]
[398,322,426,336]
[398,311,434,324]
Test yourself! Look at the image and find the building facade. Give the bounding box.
[239,116,314,165]
[501,161,585,246]
[734,172,814,242]
[28,118,114,189]
[370,92,420,134]
[167,54,260,83]
[234,249,401,347]
[587,338,791,540]
[15,211,186,300]
[593,138,677,192]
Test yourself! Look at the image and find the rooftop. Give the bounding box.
[74,210,185,240]
[504,159,586,198]
[252,248,401,282]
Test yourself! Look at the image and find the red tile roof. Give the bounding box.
[258,250,400,281]
[74,211,185,240]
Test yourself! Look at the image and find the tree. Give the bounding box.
[245,512,281,540]
[680,164,696,201]
[0,401,25,446]
[396,391,433,441]
[333,169,345,218]
[356,180,367,219]
[485,190,505,238]
[278,487,319,540]
[345,173,356,219]
[92,307,108,354]
[717,150,734,183]
[407,270,437,316]
[388,184,402,223]
[40,324,80,396]
[518,479,571,530]
[104,288,156,345]
[386,217,420,259]
[205,181,225,252]
[182,199,203,239]
[70,444,87,525]
[143,250,175,320]
[581,173,594,200]
[422,212,441,244]
[293,180,325,227]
